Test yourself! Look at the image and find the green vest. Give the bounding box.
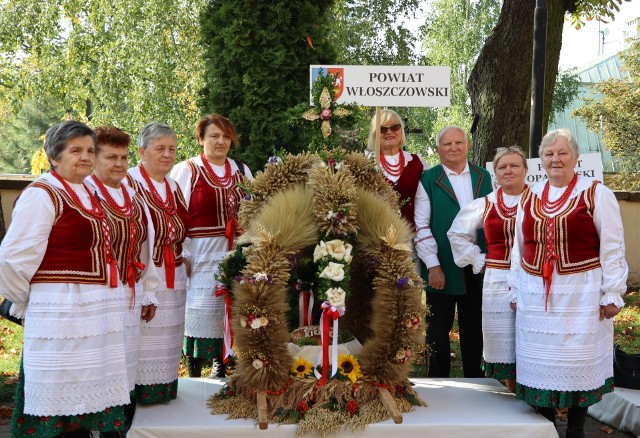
[419,163,493,295]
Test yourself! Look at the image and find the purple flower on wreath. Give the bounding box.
[268,156,281,165]
[234,275,243,282]
[244,193,252,200]
[320,108,332,120]
[395,277,410,288]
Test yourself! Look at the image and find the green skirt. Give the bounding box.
[516,377,614,408]
[183,336,223,359]
[482,359,516,381]
[11,362,127,438]
[135,380,178,405]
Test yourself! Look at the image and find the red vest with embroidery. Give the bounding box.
[186,160,244,238]
[101,189,148,285]
[521,182,601,276]
[391,154,423,228]
[30,181,109,285]
[129,176,189,268]
[482,199,516,270]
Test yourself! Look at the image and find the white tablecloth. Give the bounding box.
[589,387,640,437]
[128,378,558,438]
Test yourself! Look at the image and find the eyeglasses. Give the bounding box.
[380,124,402,134]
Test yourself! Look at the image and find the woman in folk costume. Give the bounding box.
[510,129,628,438]
[126,123,190,403]
[0,121,155,438]
[366,109,427,229]
[448,146,529,393]
[170,114,252,377]
[85,125,161,437]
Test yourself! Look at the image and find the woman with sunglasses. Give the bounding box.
[447,146,529,393]
[366,109,427,229]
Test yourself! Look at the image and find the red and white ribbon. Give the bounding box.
[215,286,234,363]
[314,301,345,385]
[298,289,314,327]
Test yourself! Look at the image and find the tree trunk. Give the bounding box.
[467,0,568,166]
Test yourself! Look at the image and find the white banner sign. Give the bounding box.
[310,65,450,107]
[485,153,604,189]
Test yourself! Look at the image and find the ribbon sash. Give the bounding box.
[225,218,237,251]
[163,246,176,289]
[314,302,343,385]
[298,290,314,327]
[215,287,234,363]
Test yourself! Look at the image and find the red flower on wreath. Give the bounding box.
[297,400,309,414]
[345,399,359,416]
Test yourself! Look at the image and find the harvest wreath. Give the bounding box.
[209,152,426,436]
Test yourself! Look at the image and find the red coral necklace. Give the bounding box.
[496,188,518,218]
[51,171,105,219]
[90,175,133,217]
[139,164,176,215]
[200,153,233,187]
[379,152,405,177]
[540,173,578,215]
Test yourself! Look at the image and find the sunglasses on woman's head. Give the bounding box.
[380,124,402,134]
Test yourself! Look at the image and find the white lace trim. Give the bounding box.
[518,313,600,335]
[23,376,131,416]
[184,310,224,338]
[136,359,182,385]
[141,291,159,306]
[10,302,27,319]
[599,292,624,308]
[483,338,516,363]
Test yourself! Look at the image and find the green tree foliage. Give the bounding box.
[328,0,421,65]
[550,68,581,124]
[574,39,640,188]
[0,98,61,173]
[417,0,501,145]
[0,0,205,162]
[199,0,337,171]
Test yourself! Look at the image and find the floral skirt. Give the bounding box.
[11,362,127,438]
[482,359,516,381]
[516,377,614,408]
[183,336,222,359]
[135,379,179,405]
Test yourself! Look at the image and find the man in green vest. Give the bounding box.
[414,126,492,378]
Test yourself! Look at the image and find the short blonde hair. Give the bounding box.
[366,109,406,151]
[492,146,528,170]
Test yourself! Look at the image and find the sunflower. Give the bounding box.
[338,354,363,383]
[291,357,314,378]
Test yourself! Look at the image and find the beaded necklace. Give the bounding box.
[540,173,578,215]
[495,187,518,218]
[379,152,405,177]
[139,164,178,289]
[200,152,233,187]
[51,171,105,218]
[139,164,177,215]
[90,175,133,217]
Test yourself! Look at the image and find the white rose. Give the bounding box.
[259,316,269,327]
[343,243,353,264]
[250,318,262,329]
[313,241,328,262]
[325,239,346,260]
[252,359,264,369]
[326,287,346,308]
[319,262,345,282]
[253,272,269,282]
[240,317,247,328]
[326,210,334,219]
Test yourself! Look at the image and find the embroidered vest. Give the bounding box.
[391,154,423,229]
[482,198,516,270]
[128,175,189,268]
[418,163,493,295]
[186,160,245,238]
[521,181,601,276]
[30,181,109,285]
[101,189,148,285]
